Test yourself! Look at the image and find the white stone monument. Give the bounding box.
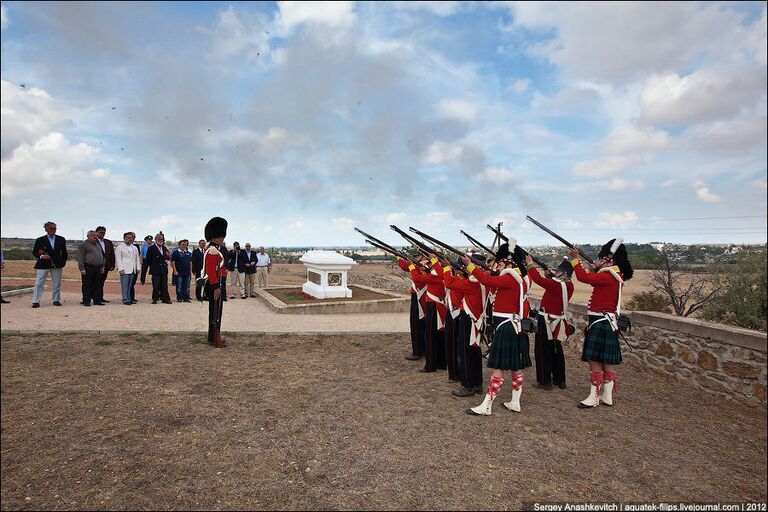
[300,250,355,299]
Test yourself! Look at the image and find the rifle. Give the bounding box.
[459,230,495,256]
[524,216,595,265]
[354,227,423,267]
[485,224,550,271]
[409,227,491,270]
[390,225,460,271]
[364,238,421,267]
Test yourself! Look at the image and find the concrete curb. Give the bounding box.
[0,287,35,297]
[254,284,409,314]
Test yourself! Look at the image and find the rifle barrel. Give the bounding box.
[486,223,550,270]
[410,227,491,270]
[460,230,494,255]
[524,216,594,265]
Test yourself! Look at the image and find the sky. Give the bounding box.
[1,1,766,247]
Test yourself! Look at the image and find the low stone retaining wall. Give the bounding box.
[530,298,767,406]
[256,284,409,314]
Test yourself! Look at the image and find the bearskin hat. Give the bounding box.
[512,244,527,277]
[495,242,510,262]
[599,238,633,281]
[554,256,573,278]
[204,217,228,242]
[470,253,487,265]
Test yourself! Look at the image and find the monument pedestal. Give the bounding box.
[300,251,355,299]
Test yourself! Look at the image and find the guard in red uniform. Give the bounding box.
[527,256,575,390]
[570,238,633,408]
[397,255,428,361]
[408,257,447,373]
[462,241,532,415]
[202,217,227,347]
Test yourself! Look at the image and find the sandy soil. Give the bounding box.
[1,332,765,510]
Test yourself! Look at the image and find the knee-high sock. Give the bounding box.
[486,375,504,400]
[512,371,524,390]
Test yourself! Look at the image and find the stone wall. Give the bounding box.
[529,298,767,406]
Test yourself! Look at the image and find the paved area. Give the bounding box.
[0,280,409,333]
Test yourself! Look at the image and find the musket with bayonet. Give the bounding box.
[409,227,492,270]
[390,225,462,271]
[485,224,550,271]
[524,216,595,265]
[459,230,495,256]
[354,227,422,267]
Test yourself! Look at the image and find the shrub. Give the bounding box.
[625,292,672,313]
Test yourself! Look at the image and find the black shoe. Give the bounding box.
[162,301,172,304]
[123,302,132,306]
[418,368,435,373]
[93,302,106,306]
[404,354,422,361]
[131,300,138,304]
[0,298,9,304]
[152,300,158,304]
[183,299,192,303]
[222,298,228,301]
[32,303,40,308]
[102,299,110,303]
[452,386,476,398]
[556,382,567,390]
[53,301,62,306]
[472,386,484,395]
[82,303,91,307]
[250,295,257,298]
[537,383,554,390]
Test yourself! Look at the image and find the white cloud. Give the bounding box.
[434,98,479,122]
[602,178,645,191]
[424,211,450,225]
[330,217,356,230]
[1,4,8,30]
[593,211,639,229]
[600,124,673,154]
[571,155,643,178]
[421,141,463,165]
[694,180,723,203]
[1,132,104,196]
[640,67,767,126]
[0,80,76,160]
[661,180,676,188]
[475,166,518,184]
[505,2,764,84]
[751,179,768,190]
[390,1,461,16]
[149,214,181,231]
[371,212,407,224]
[509,79,531,94]
[208,6,269,61]
[683,116,768,154]
[276,1,355,32]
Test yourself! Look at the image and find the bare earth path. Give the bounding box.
[1,332,766,510]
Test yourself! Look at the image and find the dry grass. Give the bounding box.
[1,332,766,510]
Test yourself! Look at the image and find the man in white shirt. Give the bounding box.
[115,232,142,305]
[256,246,272,288]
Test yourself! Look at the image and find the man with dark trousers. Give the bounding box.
[94,226,115,304]
[202,217,227,347]
[192,239,206,302]
[31,221,68,308]
[141,232,172,304]
[76,230,105,306]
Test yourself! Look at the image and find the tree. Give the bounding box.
[702,249,767,331]
[648,252,721,317]
[625,292,671,313]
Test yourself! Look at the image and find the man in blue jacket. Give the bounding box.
[141,232,172,304]
[31,221,68,308]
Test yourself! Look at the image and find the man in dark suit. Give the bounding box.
[31,221,68,308]
[141,232,172,304]
[94,226,115,304]
[192,239,206,302]
[242,243,258,298]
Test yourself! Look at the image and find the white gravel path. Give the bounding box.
[0,291,410,333]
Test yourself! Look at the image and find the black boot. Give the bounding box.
[451,386,476,398]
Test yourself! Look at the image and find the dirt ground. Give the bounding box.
[1,332,766,511]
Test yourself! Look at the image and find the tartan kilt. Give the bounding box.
[487,319,531,371]
[581,315,622,365]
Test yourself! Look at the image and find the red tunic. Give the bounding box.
[410,266,445,303]
[442,270,483,319]
[204,246,224,288]
[397,258,417,295]
[571,259,622,313]
[433,264,464,312]
[528,267,574,316]
[468,264,529,316]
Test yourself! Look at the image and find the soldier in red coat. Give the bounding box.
[397,255,428,361]
[569,238,633,409]
[202,217,227,348]
[527,256,575,390]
